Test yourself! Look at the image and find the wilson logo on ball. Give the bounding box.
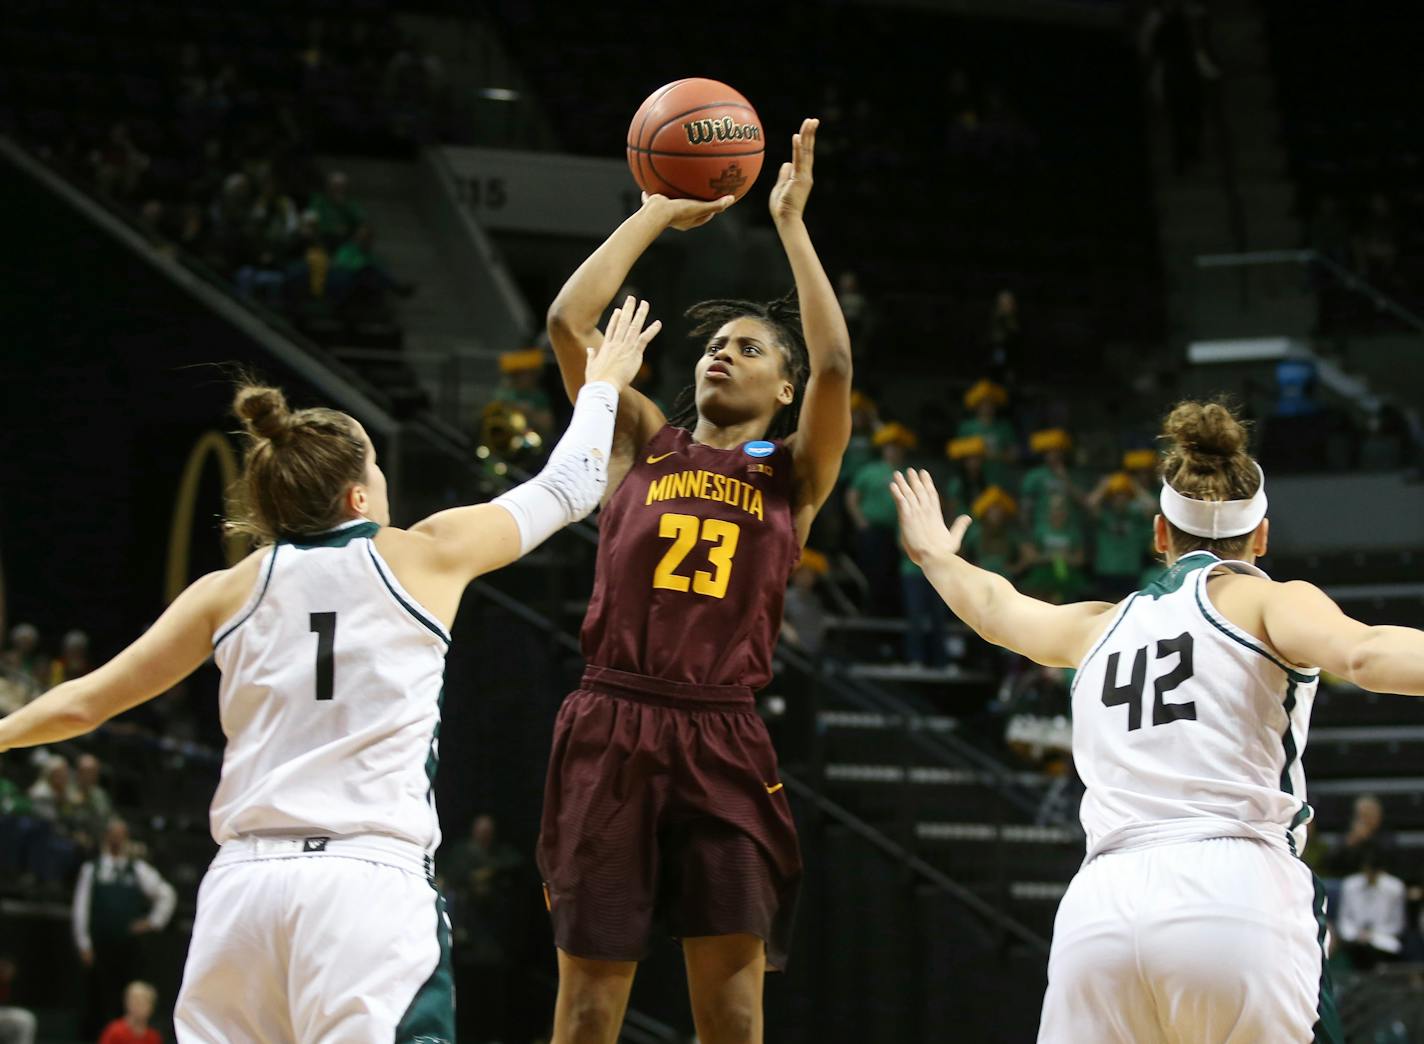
[682,116,762,146]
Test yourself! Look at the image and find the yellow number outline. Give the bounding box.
[652,513,741,600]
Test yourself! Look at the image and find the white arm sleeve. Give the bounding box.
[492,380,619,555]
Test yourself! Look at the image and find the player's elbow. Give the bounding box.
[1345,628,1393,691]
[546,300,573,337]
[818,341,854,379]
[54,688,102,733]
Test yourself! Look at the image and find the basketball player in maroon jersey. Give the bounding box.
[539,118,850,1044]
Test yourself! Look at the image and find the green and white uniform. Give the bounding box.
[1038,552,1339,1043]
[175,519,454,1044]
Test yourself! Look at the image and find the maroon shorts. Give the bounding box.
[536,666,802,969]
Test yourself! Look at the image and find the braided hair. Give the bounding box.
[665,290,810,441]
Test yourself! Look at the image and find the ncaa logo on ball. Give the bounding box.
[744,441,775,458]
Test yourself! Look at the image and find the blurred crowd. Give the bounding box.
[0,622,205,1042]
[27,24,428,342]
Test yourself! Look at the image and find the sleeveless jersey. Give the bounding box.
[210,519,450,852]
[1072,551,1319,862]
[581,425,800,690]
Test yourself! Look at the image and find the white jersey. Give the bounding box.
[210,519,450,853]
[1072,551,1319,862]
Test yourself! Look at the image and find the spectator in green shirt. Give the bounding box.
[329,225,414,310]
[1122,448,1161,494]
[847,422,915,616]
[1022,494,1089,603]
[309,171,367,248]
[943,435,990,519]
[1088,471,1156,600]
[1021,428,1086,529]
[957,379,1018,487]
[961,486,1028,579]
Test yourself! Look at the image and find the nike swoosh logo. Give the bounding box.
[764,782,784,795]
[646,452,676,465]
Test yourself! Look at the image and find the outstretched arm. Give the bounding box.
[893,469,1115,668]
[411,300,662,587]
[0,569,228,752]
[777,118,854,541]
[546,194,732,449]
[1262,581,1424,695]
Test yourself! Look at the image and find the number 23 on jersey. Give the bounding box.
[652,513,741,599]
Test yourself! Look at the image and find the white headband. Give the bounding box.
[1159,462,1268,539]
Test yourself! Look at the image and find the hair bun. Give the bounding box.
[1162,400,1248,462]
[233,384,293,442]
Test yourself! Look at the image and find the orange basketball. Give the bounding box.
[627,78,765,202]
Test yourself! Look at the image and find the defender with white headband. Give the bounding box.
[892,399,1424,1043]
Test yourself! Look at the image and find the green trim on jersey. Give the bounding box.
[1280,681,1300,798]
[1310,874,1343,1043]
[424,687,444,803]
[1140,551,1214,599]
[213,545,280,649]
[367,546,451,646]
[1071,594,1139,698]
[1281,678,1311,854]
[1194,583,1317,684]
[281,521,380,549]
[395,888,456,1044]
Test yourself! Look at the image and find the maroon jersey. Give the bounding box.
[581,424,800,690]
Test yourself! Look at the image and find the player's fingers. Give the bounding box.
[625,299,652,342]
[949,515,974,544]
[613,297,637,340]
[800,119,817,166]
[635,318,662,349]
[603,305,624,344]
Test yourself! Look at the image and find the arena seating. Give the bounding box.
[488,0,1164,382]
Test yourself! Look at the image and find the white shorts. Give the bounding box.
[174,835,453,1044]
[1038,837,1340,1044]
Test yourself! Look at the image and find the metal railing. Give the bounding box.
[1196,249,1424,340]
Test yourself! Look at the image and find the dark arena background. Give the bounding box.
[2,0,1422,1041]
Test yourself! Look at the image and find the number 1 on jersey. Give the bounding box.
[310,612,337,701]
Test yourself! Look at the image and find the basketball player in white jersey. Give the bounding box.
[893,400,1424,1043]
[0,300,663,1043]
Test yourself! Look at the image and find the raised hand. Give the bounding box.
[891,469,973,567]
[641,191,735,232]
[770,117,819,226]
[584,295,661,389]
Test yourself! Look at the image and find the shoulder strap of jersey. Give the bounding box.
[1210,557,1271,580]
